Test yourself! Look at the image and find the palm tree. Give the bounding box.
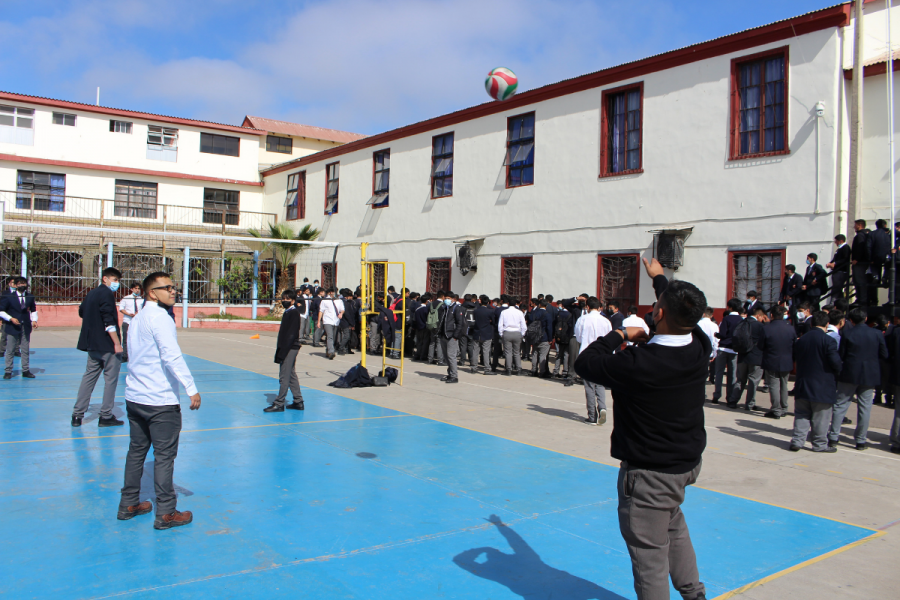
[248,223,321,315]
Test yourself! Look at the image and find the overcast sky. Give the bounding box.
[0,0,838,135]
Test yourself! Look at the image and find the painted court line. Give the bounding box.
[0,389,276,403]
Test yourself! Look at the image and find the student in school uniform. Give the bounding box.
[265,289,305,412]
[0,276,38,379]
[118,282,143,362]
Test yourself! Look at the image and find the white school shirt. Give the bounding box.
[697,317,719,358]
[0,291,38,323]
[125,301,198,406]
[118,293,142,324]
[647,333,693,347]
[497,306,527,336]
[319,297,345,326]
[622,314,650,345]
[574,311,612,355]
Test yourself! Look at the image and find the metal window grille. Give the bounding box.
[372,263,386,293]
[427,260,450,293]
[114,180,158,219]
[30,250,96,302]
[321,262,336,290]
[0,246,22,280]
[738,55,785,155]
[599,256,638,308]
[114,252,169,296]
[732,252,782,305]
[502,257,531,302]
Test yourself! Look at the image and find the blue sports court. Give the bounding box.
[0,348,878,599]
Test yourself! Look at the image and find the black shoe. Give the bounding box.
[842,417,852,424]
[505,369,512,376]
[763,411,780,419]
[286,401,305,410]
[98,416,124,427]
[827,440,838,448]
[440,375,450,382]
[437,362,446,367]
[890,445,900,454]
[816,446,838,453]
[564,379,574,387]
[710,397,720,404]
[263,404,284,412]
[444,377,458,384]
[788,444,801,452]
[856,443,867,451]
[584,416,599,426]
[71,415,83,427]
[2,373,10,380]
[22,371,35,379]
[745,404,753,411]
[727,403,738,409]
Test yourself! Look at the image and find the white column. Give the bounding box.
[182,247,190,329]
[252,250,259,320]
[20,237,27,278]
[106,242,113,268]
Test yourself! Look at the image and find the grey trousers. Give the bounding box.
[274,348,303,407]
[119,401,182,515]
[4,332,29,373]
[765,371,791,416]
[791,397,833,451]
[617,461,706,600]
[553,347,569,375]
[314,324,326,347]
[468,338,491,371]
[324,324,337,354]
[300,316,309,339]
[713,351,738,401]
[73,351,121,418]
[734,362,763,406]
[585,381,607,420]
[830,383,875,445]
[439,336,459,378]
[458,334,470,365]
[0,321,6,353]
[891,385,900,447]
[531,341,550,375]
[428,329,444,362]
[502,330,522,372]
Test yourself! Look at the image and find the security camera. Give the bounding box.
[815,102,825,117]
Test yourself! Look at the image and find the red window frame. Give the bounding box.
[506,112,535,189]
[372,149,390,209]
[729,46,790,161]
[726,249,786,305]
[599,82,644,178]
[431,132,454,199]
[321,261,337,290]
[426,259,451,293]
[324,162,339,215]
[500,256,533,302]
[285,171,306,221]
[597,253,640,308]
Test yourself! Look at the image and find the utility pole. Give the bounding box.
[847,0,865,238]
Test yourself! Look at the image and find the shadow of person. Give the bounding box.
[139,460,194,502]
[453,514,627,600]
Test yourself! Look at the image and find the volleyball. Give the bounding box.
[485,67,518,101]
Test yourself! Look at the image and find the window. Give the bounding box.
[109,120,133,134]
[431,133,454,198]
[501,256,532,303]
[325,162,339,215]
[426,259,451,293]
[372,263,386,293]
[16,170,65,212]
[506,113,534,188]
[147,125,178,162]
[52,112,76,126]
[200,132,240,157]
[321,262,337,290]
[600,83,643,176]
[369,150,390,208]
[286,171,306,221]
[266,135,292,154]
[202,188,240,225]
[0,105,35,145]
[114,180,158,219]
[728,250,784,306]
[598,254,639,309]
[730,48,788,159]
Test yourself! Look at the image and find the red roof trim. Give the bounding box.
[843,58,900,79]
[0,153,264,187]
[262,3,851,177]
[0,91,264,136]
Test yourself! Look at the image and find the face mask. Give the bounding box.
[133,291,141,297]
[807,260,813,265]
[443,299,452,306]
[17,285,27,293]
[281,300,293,309]
[108,281,120,292]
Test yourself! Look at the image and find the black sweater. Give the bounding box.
[574,275,709,474]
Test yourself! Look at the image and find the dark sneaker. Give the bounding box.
[842,417,852,424]
[816,446,838,453]
[263,404,284,412]
[855,443,867,451]
[827,440,838,448]
[710,397,720,404]
[98,416,124,427]
[22,371,35,379]
[117,501,152,520]
[286,401,305,410]
[154,510,193,530]
[584,416,597,425]
[890,445,900,454]
[564,380,574,387]
[2,373,10,380]
[788,444,801,452]
[71,415,83,427]
[444,377,459,384]
[764,411,780,419]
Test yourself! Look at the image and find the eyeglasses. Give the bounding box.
[152,285,177,292]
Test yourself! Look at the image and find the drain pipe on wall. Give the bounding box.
[814,102,825,214]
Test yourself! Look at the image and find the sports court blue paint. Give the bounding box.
[0,348,874,599]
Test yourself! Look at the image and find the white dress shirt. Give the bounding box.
[0,291,38,323]
[319,297,345,326]
[125,301,198,406]
[118,293,142,324]
[647,333,693,347]
[697,317,719,358]
[497,306,527,335]
[622,314,650,344]
[574,310,612,354]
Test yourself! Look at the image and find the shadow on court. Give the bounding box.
[453,515,628,600]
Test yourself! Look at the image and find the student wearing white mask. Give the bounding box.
[117,281,143,363]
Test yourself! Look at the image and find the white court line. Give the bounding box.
[461,381,581,405]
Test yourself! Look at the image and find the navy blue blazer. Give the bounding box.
[780,273,803,302]
[737,317,765,365]
[471,305,495,341]
[838,324,888,387]
[793,328,842,404]
[608,312,625,331]
[0,291,36,338]
[76,285,120,354]
[761,319,796,372]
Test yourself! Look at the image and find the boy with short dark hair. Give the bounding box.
[266,289,305,412]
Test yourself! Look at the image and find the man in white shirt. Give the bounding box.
[0,277,38,379]
[622,305,650,346]
[317,288,345,360]
[118,272,200,530]
[0,276,18,357]
[697,307,719,390]
[497,302,527,375]
[117,282,143,363]
[574,297,612,425]
[296,291,310,340]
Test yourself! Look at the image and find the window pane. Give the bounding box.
[522,166,534,184]
[0,114,12,126]
[627,91,640,111]
[0,106,13,114]
[443,177,452,196]
[201,133,213,153]
[52,113,63,125]
[17,117,32,128]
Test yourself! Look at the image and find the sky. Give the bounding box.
[0,0,841,135]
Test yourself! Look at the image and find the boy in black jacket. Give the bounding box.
[265,290,304,412]
[575,258,707,600]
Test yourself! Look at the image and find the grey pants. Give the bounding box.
[585,381,607,420]
[274,348,303,407]
[553,347,569,375]
[121,322,130,359]
[791,397,833,451]
[4,332,29,374]
[502,330,522,372]
[119,401,182,515]
[713,351,738,402]
[0,321,7,354]
[765,371,791,416]
[531,341,550,376]
[337,326,351,354]
[73,351,121,419]
[734,362,763,406]
[314,324,326,347]
[830,383,875,445]
[617,461,706,600]
[440,336,459,379]
[468,338,491,371]
[300,316,309,339]
[458,334,470,365]
[891,385,900,448]
[324,324,337,354]
[367,321,381,353]
[428,329,444,362]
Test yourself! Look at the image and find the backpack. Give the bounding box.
[731,319,754,355]
[525,319,543,345]
[426,303,441,330]
[553,311,571,344]
[389,296,403,324]
[465,306,476,333]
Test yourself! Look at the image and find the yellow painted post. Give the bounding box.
[360,243,368,369]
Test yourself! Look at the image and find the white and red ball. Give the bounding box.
[485,67,518,101]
